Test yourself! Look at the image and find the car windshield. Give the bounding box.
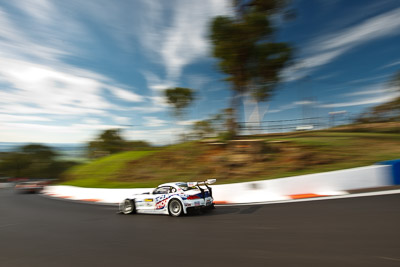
[177,183,197,191]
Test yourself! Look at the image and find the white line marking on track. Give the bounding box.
[379,257,400,262]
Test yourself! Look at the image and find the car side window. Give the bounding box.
[169,187,176,193]
[153,187,169,194]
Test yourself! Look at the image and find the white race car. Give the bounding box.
[119,179,216,217]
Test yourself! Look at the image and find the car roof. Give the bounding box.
[157,182,184,188]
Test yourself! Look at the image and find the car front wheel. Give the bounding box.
[121,199,135,214]
[168,199,183,217]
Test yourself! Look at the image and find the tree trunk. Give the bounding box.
[228,90,241,139]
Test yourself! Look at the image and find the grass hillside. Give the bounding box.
[62,151,156,188]
[61,130,400,188]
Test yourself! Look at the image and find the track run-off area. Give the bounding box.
[1,188,399,267]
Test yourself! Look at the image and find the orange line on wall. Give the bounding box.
[80,199,101,202]
[288,193,326,199]
[213,201,229,204]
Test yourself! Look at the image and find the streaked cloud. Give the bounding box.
[320,91,399,108]
[0,114,52,122]
[144,117,167,127]
[112,116,131,125]
[285,7,400,81]
[108,86,144,103]
[379,59,400,70]
[177,119,199,126]
[139,0,231,81]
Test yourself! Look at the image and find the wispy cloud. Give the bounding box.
[347,74,391,84]
[1,0,232,144]
[0,57,118,116]
[112,116,131,125]
[142,71,176,92]
[344,83,392,97]
[320,86,399,108]
[177,119,199,126]
[285,7,400,81]
[320,93,399,108]
[108,86,144,103]
[258,100,317,116]
[379,59,400,70]
[144,116,167,127]
[318,7,400,52]
[0,114,52,122]
[135,1,231,119]
[139,0,231,81]
[0,1,148,142]
[0,122,129,143]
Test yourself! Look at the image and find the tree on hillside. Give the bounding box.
[372,70,400,119]
[0,144,75,179]
[164,87,196,142]
[87,129,126,157]
[164,87,195,120]
[126,141,152,150]
[192,120,215,139]
[356,70,400,123]
[209,0,292,137]
[190,108,242,140]
[87,129,151,158]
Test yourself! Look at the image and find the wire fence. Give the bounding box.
[238,114,354,134]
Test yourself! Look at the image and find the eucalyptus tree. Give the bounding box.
[165,87,195,142]
[165,87,195,120]
[210,0,292,136]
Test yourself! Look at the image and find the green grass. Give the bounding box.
[61,130,400,188]
[61,151,156,188]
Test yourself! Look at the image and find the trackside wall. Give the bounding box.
[212,165,392,203]
[42,163,395,204]
[378,159,400,185]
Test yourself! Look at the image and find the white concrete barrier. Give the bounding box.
[0,183,13,189]
[43,164,393,204]
[43,186,152,204]
[212,165,391,203]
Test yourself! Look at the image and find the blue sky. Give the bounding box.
[0,0,399,145]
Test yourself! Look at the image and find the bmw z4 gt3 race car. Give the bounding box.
[119,179,216,217]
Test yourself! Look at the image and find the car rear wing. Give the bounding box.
[187,179,216,187]
[187,179,216,198]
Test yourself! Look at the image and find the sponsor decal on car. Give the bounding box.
[155,193,183,210]
[156,198,169,209]
[144,198,153,202]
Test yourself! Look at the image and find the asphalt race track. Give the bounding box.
[1,188,399,267]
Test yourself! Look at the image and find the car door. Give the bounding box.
[134,193,156,211]
[153,186,171,211]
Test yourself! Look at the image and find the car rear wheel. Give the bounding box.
[168,199,183,217]
[121,199,135,214]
